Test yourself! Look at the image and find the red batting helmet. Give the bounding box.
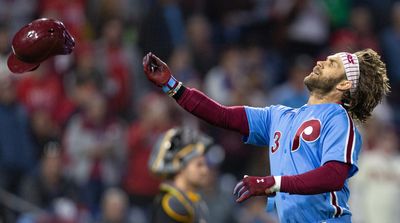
[7,18,75,73]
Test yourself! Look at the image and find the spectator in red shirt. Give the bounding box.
[123,93,175,216]
[16,61,75,125]
[94,18,133,118]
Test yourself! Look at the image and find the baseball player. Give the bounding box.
[143,48,390,222]
[149,127,212,223]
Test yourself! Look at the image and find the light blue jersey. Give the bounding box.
[244,103,362,223]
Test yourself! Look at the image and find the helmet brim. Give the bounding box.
[7,53,40,74]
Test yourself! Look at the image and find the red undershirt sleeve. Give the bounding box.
[280,161,351,194]
[175,86,249,136]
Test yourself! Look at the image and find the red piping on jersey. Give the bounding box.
[345,112,355,164]
[330,191,343,218]
[176,87,249,136]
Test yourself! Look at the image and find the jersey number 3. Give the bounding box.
[271,131,281,153]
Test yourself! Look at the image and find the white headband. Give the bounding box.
[337,52,360,95]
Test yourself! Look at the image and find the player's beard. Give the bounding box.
[304,74,344,95]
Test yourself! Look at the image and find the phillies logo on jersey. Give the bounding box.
[292,119,321,152]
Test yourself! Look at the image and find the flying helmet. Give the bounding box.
[7,18,75,73]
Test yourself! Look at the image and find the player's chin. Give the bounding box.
[304,76,319,91]
[304,74,313,83]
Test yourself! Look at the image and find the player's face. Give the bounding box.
[304,55,346,94]
[181,155,210,189]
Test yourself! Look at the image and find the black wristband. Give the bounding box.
[172,84,186,100]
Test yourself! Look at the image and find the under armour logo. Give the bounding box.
[257,179,264,183]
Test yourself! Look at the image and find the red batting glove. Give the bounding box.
[142,52,172,87]
[233,175,277,203]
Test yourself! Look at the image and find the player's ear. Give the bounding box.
[336,80,352,92]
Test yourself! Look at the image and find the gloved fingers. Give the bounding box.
[143,53,151,72]
[144,52,161,74]
[143,52,151,65]
[233,181,244,195]
[237,185,248,197]
[149,53,161,64]
[150,53,168,68]
[142,55,146,67]
[236,190,250,203]
[233,174,251,195]
[233,181,249,199]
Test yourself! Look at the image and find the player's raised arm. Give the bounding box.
[143,52,249,136]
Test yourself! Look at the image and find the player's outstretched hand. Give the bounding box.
[233,175,277,203]
[143,52,172,87]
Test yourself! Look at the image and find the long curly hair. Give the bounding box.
[342,49,390,122]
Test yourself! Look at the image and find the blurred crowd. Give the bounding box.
[0,0,399,222]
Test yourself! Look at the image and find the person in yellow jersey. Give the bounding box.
[148,127,212,223]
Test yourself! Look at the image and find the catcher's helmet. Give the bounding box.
[149,128,213,177]
[7,18,75,73]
